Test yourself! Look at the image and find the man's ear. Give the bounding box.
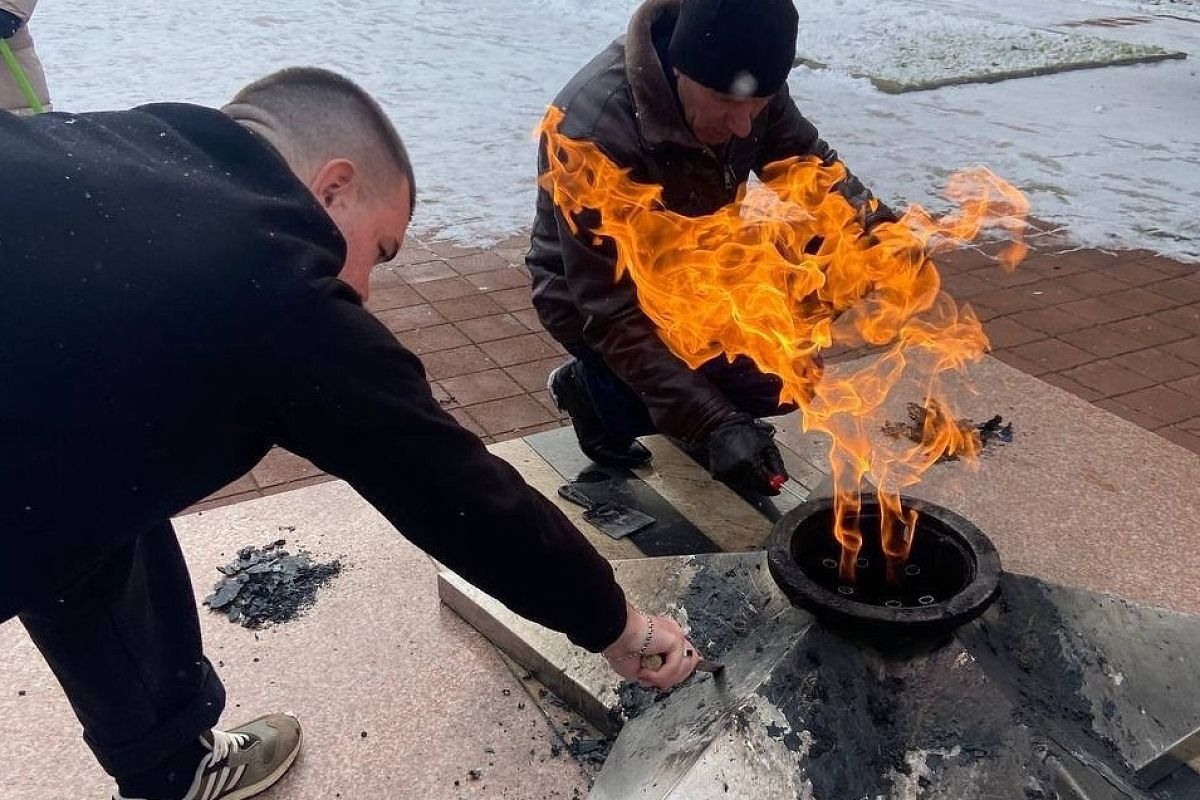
[309,158,358,209]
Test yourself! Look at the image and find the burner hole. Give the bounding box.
[837,585,855,596]
[885,599,903,608]
[856,557,869,568]
[904,564,922,576]
[821,558,838,569]
[918,594,936,606]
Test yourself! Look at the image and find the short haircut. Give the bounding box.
[224,67,416,211]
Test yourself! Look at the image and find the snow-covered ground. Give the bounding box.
[29,0,1200,260]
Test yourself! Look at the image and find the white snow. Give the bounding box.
[29,0,1200,261]
[795,0,1176,91]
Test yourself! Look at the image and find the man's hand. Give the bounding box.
[705,413,788,495]
[0,10,22,40]
[602,604,702,691]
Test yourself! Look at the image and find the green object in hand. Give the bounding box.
[0,38,45,114]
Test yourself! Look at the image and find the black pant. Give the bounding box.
[566,343,795,441]
[18,521,224,779]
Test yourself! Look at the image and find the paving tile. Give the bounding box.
[935,246,998,272]
[1023,276,1087,307]
[1095,259,1173,286]
[1016,252,1088,278]
[206,472,259,501]
[1167,374,1200,399]
[983,317,1045,348]
[465,268,531,291]
[489,287,535,312]
[971,286,1046,316]
[494,232,531,251]
[458,314,530,344]
[427,241,479,259]
[432,293,506,322]
[1061,361,1156,398]
[992,348,1052,377]
[531,389,567,420]
[1162,338,1200,366]
[412,276,479,302]
[1111,347,1200,383]
[1147,276,1200,305]
[513,308,544,332]
[447,407,487,439]
[465,395,557,437]
[420,345,498,380]
[1157,423,1200,455]
[428,381,458,409]
[1038,371,1104,403]
[1105,288,1181,316]
[1008,306,1092,336]
[499,421,564,442]
[1135,254,1198,278]
[375,303,444,333]
[1057,271,1131,295]
[940,272,994,299]
[391,243,439,266]
[1059,325,1147,359]
[365,282,424,313]
[439,369,525,406]
[396,323,471,355]
[479,334,560,367]
[1109,385,1200,426]
[1095,397,1170,431]
[505,357,567,392]
[978,267,1045,288]
[400,258,458,284]
[1055,297,1134,326]
[1151,305,1200,335]
[184,489,261,515]
[251,448,324,488]
[1008,338,1094,373]
[446,250,510,275]
[258,474,336,497]
[537,332,569,355]
[1103,316,1190,349]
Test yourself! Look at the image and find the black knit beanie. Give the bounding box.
[668,0,799,98]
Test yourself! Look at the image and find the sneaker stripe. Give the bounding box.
[199,768,224,800]
[230,763,246,790]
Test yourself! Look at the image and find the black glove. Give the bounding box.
[705,413,788,496]
[0,10,22,40]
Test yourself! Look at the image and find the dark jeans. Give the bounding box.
[18,521,224,779]
[566,343,794,441]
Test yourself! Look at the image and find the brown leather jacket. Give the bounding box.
[527,0,891,443]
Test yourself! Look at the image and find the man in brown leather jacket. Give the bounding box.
[527,0,893,495]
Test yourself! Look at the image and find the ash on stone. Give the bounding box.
[883,401,1013,460]
[203,540,342,628]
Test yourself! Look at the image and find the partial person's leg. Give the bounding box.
[19,521,223,797]
[548,344,653,467]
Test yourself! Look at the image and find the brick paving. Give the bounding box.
[186,234,1200,514]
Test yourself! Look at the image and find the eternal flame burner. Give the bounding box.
[767,494,1001,638]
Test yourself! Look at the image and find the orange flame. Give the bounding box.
[537,106,1029,582]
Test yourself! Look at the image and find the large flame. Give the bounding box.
[538,106,1028,582]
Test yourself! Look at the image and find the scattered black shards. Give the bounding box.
[203,540,342,628]
[882,402,1013,462]
[567,735,613,766]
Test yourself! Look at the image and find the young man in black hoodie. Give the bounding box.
[529,0,894,494]
[1,67,700,800]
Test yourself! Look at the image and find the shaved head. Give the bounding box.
[224,67,416,300]
[223,67,416,210]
